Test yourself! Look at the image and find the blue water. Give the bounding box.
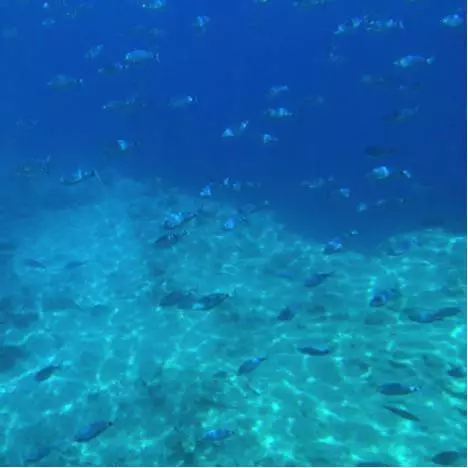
[0,1,466,466]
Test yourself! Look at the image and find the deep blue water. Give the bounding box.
[0,0,466,244]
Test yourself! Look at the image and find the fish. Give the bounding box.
[191,293,229,311]
[163,211,198,229]
[383,404,420,422]
[298,344,330,356]
[365,146,396,158]
[355,462,393,467]
[159,290,197,308]
[405,306,461,323]
[378,382,421,396]
[237,357,267,375]
[74,420,113,443]
[447,365,466,379]
[369,287,400,307]
[304,272,334,288]
[35,364,61,382]
[431,450,462,466]
[277,306,295,321]
[393,55,435,68]
[23,258,46,270]
[153,231,188,248]
[124,49,159,64]
[23,445,55,464]
[64,260,86,270]
[201,428,235,442]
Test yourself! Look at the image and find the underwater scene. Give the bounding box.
[0,0,466,466]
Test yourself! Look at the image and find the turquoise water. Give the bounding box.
[0,177,465,466]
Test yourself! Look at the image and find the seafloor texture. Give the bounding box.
[0,178,465,467]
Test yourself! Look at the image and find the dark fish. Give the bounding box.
[35,364,61,382]
[201,428,235,442]
[191,293,229,311]
[304,272,334,288]
[405,306,461,323]
[24,445,53,464]
[159,290,197,308]
[383,404,420,422]
[298,344,330,356]
[365,146,396,158]
[153,231,187,248]
[277,306,295,321]
[355,462,394,467]
[74,420,113,442]
[212,371,229,379]
[385,238,417,256]
[385,106,419,122]
[370,288,399,307]
[431,450,461,466]
[237,357,267,375]
[378,382,421,396]
[24,258,46,270]
[64,260,86,270]
[163,211,198,229]
[447,365,466,379]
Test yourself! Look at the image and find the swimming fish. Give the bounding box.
[74,420,113,443]
[153,231,188,248]
[277,306,295,321]
[23,445,55,464]
[237,357,267,375]
[304,272,334,288]
[369,287,400,307]
[24,259,46,270]
[201,428,235,442]
[35,364,61,382]
[124,49,159,64]
[378,382,421,396]
[383,404,420,422]
[298,344,330,356]
[405,306,461,323]
[191,293,229,311]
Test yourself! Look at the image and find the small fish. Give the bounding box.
[447,365,466,379]
[405,306,461,323]
[431,450,461,466]
[322,238,343,254]
[441,13,464,27]
[169,95,197,108]
[35,364,61,382]
[237,357,267,375]
[160,290,197,308]
[124,49,159,64]
[24,445,54,464]
[298,344,330,356]
[277,306,295,321]
[153,231,187,248]
[24,258,46,270]
[74,420,113,443]
[393,54,435,68]
[163,211,198,229]
[191,293,229,311]
[355,463,393,467]
[369,287,400,307]
[378,382,421,396]
[64,260,86,270]
[47,74,83,89]
[304,272,334,288]
[383,404,420,422]
[385,106,419,122]
[221,120,249,138]
[201,428,235,442]
[365,145,396,158]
